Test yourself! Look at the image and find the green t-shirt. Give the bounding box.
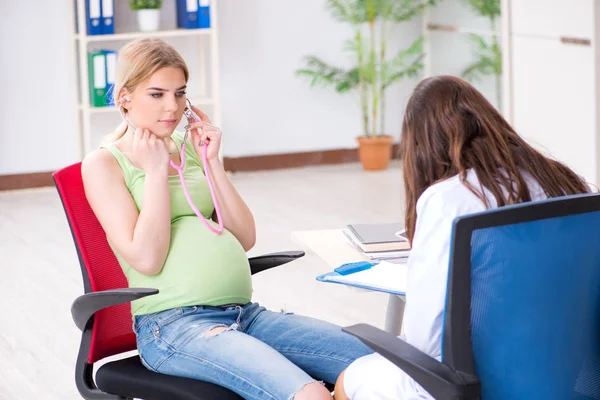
[101,132,252,316]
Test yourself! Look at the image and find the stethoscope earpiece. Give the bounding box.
[118,103,136,131]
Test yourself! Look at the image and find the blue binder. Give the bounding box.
[101,0,114,35]
[103,50,118,106]
[86,0,103,35]
[198,0,211,29]
[176,0,199,29]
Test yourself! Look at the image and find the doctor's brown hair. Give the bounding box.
[399,76,590,242]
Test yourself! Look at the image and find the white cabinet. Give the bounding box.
[506,0,599,185]
[511,36,595,181]
[510,0,593,39]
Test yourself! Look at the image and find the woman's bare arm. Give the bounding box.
[82,149,171,275]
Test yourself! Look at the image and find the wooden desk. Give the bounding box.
[291,229,406,335]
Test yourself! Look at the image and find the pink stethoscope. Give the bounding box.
[119,98,223,234]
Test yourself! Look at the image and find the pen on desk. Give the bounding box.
[335,261,379,276]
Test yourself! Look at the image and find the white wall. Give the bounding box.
[217,0,422,157]
[0,0,80,175]
[0,0,423,174]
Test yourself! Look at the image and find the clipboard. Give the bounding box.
[316,260,408,296]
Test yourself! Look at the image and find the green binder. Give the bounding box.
[88,51,107,107]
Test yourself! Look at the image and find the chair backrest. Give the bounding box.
[54,162,137,363]
[443,193,600,400]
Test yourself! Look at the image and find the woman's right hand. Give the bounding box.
[130,128,169,174]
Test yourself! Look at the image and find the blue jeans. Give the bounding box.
[134,302,373,400]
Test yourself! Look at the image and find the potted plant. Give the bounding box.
[460,0,502,109]
[297,0,437,171]
[130,0,163,32]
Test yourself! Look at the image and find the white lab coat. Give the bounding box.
[343,169,548,400]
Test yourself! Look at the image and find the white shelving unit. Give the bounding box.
[69,0,221,159]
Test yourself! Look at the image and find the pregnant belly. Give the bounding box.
[158,217,252,299]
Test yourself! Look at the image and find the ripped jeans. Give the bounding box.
[133,302,373,400]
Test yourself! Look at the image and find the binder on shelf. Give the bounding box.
[103,50,118,106]
[86,0,103,35]
[176,0,199,29]
[199,0,211,29]
[101,0,114,35]
[88,51,107,107]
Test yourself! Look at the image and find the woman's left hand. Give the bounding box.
[186,106,222,161]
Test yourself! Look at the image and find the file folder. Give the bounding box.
[176,0,199,29]
[199,0,211,29]
[88,51,107,107]
[86,0,103,35]
[101,0,114,35]
[103,50,118,106]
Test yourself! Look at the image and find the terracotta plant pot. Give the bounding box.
[356,135,394,171]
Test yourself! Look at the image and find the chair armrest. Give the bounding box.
[71,288,159,331]
[343,323,480,400]
[248,251,305,275]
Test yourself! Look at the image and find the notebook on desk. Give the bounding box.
[316,260,408,296]
[345,222,410,253]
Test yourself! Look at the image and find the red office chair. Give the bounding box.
[54,162,306,400]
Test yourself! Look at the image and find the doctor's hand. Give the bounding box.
[131,128,169,175]
[186,106,222,162]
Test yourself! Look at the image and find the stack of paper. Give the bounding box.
[343,223,411,261]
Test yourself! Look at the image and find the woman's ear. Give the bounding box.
[119,90,132,110]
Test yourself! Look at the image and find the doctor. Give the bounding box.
[334,75,591,399]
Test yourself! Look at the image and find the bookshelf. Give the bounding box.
[69,0,221,159]
[75,27,213,42]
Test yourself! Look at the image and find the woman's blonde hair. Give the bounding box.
[104,38,189,143]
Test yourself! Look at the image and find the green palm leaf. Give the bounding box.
[297,0,437,136]
[391,0,439,21]
[461,0,501,18]
[296,56,357,93]
[325,0,355,23]
[461,34,502,82]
